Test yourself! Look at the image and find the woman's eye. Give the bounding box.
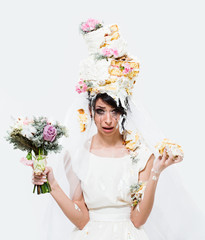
[95,109,104,114]
[111,109,118,114]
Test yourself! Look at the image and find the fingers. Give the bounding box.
[166,151,183,165]
[32,177,47,185]
[173,155,183,163]
[43,166,52,176]
[155,149,183,174]
[32,172,47,185]
[166,151,174,165]
[31,166,53,185]
[161,148,169,163]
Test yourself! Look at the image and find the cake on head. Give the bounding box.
[76,18,140,109]
[80,19,128,57]
[76,19,184,163]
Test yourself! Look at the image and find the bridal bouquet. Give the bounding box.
[6,116,68,194]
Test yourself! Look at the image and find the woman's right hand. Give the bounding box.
[152,148,183,175]
[32,166,57,189]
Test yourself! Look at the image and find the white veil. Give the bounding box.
[39,19,205,240]
[39,83,205,240]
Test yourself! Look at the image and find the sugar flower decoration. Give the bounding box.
[122,63,132,74]
[76,79,88,94]
[102,47,119,58]
[80,18,103,34]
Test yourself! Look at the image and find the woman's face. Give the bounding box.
[93,98,121,136]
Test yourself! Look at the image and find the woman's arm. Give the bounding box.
[33,167,90,230]
[130,149,183,228]
[130,154,157,227]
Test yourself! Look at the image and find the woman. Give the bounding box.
[33,19,204,239]
[33,92,182,239]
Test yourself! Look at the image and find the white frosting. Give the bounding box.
[83,26,110,54]
[101,37,128,57]
[166,145,184,158]
[83,24,128,57]
[79,53,140,109]
[79,56,111,82]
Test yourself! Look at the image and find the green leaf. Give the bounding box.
[26,152,32,160]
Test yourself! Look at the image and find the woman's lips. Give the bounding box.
[102,127,114,133]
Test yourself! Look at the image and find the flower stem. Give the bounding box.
[33,182,51,194]
[33,184,36,193]
[37,185,41,194]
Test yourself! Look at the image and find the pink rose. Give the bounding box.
[43,125,57,142]
[81,19,101,33]
[111,48,119,57]
[75,80,88,94]
[82,84,87,92]
[81,23,90,32]
[102,48,112,57]
[102,48,119,58]
[87,18,100,29]
[122,63,132,74]
[76,86,82,94]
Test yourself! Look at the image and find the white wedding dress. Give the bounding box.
[70,144,153,240]
[42,136,205,240]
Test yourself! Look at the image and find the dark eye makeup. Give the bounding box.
[95,108,119,115]
[95,109,105,114]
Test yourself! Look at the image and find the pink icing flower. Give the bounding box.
[81,19,100,32]
[122,63,132,74]
[81,23,90,32]
[43,125,57,142]
[102,48,119,58]
[75,80,88,94]
[111,49,119,57]
[102,48,112,57]
[75,86,82,94]
[20,157,33,167]
[87,19,100,29]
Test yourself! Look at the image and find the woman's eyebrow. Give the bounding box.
[95,106,106,109]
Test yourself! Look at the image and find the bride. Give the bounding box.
[32,19,204,239]
[33,92,182,239]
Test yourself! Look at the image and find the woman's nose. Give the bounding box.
[104,112,112,124]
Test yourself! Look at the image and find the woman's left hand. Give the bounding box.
[152,148,183,175]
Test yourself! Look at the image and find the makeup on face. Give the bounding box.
[94,103,120,134]
[95,107,119,119]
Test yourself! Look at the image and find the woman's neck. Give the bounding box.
[93,131,123,148]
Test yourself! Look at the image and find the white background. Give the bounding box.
[0,0,205,239]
